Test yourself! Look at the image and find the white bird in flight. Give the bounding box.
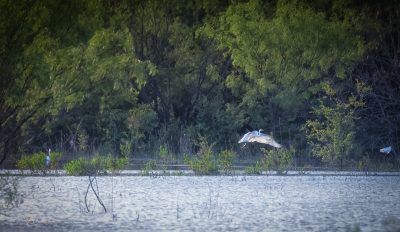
[238,129,282,148]
[380,146,392,154]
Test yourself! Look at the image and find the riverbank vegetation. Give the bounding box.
[16,151,62,174]
[64,154,128,175]
[1,0,399,172]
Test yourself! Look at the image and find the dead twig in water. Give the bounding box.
[84,175,107,213]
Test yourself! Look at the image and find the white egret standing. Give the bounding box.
[238,129,282,148]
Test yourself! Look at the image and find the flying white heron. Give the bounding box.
[380,146,392,155]
[238,129,282,148]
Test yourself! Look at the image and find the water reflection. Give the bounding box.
[0,175,399,231]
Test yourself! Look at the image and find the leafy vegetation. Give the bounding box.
[1,0,399,170]
[262,148,294,174]
[16,151,62,174]
[306,98,357,169]
[141,160,162,176]
[64,154,128,176]
[218,150,236,174]
[184,139,219,175]
[245,161,263,175]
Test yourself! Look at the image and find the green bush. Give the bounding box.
[106,154,129,174]
[116,156,129,170]
[64,154,128,176]
[357,155,372,172]
[141,160,158,176]
[16,151,62,174]
[49,151,63,169]
[184,140,218,175]
[245,161,263,175]
[158,145,174,164]
[64,157,91,176]
[119,141,132,158]
[262,148,294,174]
[218,149,236,174]
[305,100,357,167]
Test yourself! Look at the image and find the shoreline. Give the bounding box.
[1,169,400,177]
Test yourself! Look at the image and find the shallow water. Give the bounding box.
[1,175,400,231]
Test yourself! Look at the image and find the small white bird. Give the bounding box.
[380,146,392,154]
[238,129,282,148]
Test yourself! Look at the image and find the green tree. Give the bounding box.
[305,82,360,167]
[0,0,104,164]
[201,0,364,145]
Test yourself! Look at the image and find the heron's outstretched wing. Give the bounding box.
[238,132,253,143]
[380,146,392,154]
[249,134,282,148]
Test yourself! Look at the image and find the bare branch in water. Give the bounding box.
[87,176,107,213]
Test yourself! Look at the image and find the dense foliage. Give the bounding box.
[64,154,128,175]
[16,151,62,174]
[1,0,399,169]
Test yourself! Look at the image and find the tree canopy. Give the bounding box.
[1,0,399,168]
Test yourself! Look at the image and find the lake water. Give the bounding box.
[1,174,400,231]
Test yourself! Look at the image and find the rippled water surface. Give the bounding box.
[1,175,400,231]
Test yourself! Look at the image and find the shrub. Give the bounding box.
[245,161,263,175]
[106,154,129,174]
[184,140,218,175]
[116,156,129,170]
[119,141,132,158]
[158,145,173,164]
[90,155,109,175]
[64,157,91,176]
[357,155,372,172]
[218,150,236,174]
[16,151,63,174]
[64,154,128,176]
[305,100,357,167]
[49,151,63,170]
[262,147,294,174]
[17,153,45,174]
[141,160,158,176]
